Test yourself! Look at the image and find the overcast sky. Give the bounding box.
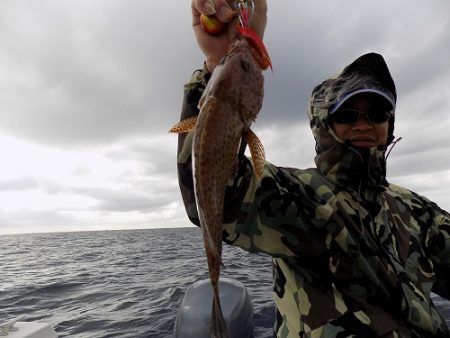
[1,0,449,234]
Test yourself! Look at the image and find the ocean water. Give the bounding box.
[0,228,274,337]
[0,228,449,338]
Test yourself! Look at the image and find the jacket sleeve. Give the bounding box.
[176,67,310,259]
[222,159,321,259]
[426,201,450,300]
[177,65,210,227]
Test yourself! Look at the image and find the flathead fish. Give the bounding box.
[170,26,271,338]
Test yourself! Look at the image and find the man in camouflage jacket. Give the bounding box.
[179,1,450,337]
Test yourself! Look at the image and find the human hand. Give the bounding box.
[191,0,267,72]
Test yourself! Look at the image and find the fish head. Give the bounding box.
[211,39,265,123]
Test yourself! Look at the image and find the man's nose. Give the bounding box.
[353,113,372,128]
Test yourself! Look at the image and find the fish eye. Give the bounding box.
[240,59,250,71]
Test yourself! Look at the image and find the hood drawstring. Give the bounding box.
[348,145,366,232]
[343,144,366,230]
[351,138,398,237]
[385,137,402,160]
[357,179,367,238]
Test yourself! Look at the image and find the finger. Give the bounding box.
[192,0,217,17]
[214,0,237,23]
[192,0,216,28]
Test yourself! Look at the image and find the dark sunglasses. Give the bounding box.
[330,108,393,125]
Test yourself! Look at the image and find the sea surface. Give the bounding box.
[0,228,449,338]
[0,228,275,337]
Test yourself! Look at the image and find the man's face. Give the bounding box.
[330,93,391,148]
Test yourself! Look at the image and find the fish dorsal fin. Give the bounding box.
[168,116,198,133]
[246,128,265,178]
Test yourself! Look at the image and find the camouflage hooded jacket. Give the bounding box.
[176,53,450,337]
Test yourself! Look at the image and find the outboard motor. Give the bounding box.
[173,278,254,338]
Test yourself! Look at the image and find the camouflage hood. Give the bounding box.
[307,53,397,195]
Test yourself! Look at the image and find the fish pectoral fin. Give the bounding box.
[246,128,265,178]
[168,116,198,133]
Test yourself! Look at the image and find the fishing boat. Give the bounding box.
[2,279,252,338]
[0,316,57,338]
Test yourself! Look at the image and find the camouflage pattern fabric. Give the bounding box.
[177,55,450,337]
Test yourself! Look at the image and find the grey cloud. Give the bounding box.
[0,0,196,148]
[1,0,450,233]
[103,135,178,176]
[0,176,68,195]
[0,171,179,215]
[0,209,82,232]
[71,183,178,213]
[0,177,38,191]
[391,123,450,157]
[2,0,450,148]
[260,1,450,126]
[388,146,450,177]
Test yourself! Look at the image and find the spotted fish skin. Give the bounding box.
[193,37,265,338]
[169,33,267,337]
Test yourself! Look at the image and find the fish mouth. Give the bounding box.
[237,26,272,71]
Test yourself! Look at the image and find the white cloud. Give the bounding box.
[0,134,184,233]
[0,0,449,233]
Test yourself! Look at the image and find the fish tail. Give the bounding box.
[210,293,229,338]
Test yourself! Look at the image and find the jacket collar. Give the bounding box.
[312,117,388,196]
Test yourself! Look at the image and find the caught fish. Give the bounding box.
[170,16,271,338]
